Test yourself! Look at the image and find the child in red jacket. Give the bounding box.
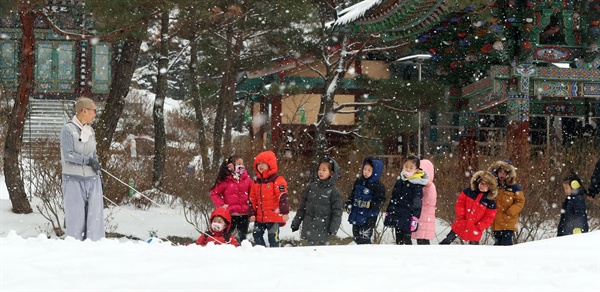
[196,208,239,247]
[249,150,289,247]
[210,155,253,242]
[439,170,498,245]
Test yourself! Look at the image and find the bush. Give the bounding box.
[431,141,599,244]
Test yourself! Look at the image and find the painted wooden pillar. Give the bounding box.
[459,113,479,172]
[507,65,535,166]
[506,94,530,166]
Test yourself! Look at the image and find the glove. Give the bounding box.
[87,158,101,174]
[410,216,419,232]
[345,204,352,213]
[573,228,582,234]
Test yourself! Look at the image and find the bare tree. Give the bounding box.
[152,8,169,188]
[1,0,159,214]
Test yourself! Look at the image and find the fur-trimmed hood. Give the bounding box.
[487,160,517,185]
[470,170,498,200]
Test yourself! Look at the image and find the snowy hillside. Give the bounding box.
[1,175,599,291]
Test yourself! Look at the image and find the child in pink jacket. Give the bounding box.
[210,155,253,242]
[411,159,437,244]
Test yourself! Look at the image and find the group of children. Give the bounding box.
[199,150,591,247]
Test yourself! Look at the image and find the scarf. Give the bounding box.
[71,115,94,143]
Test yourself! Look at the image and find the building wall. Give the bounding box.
[281,94,355,125]
[353,60,391,79]
[284,60,390,79]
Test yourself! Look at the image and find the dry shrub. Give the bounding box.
[431,139,599,244]
[103,150,154,209]
[21,139,64,236]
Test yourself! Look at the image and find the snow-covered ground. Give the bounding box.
[1,175,599,291]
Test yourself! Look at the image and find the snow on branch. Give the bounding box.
[37,10,161,41]
[332,99,419,115]
[299,60,326,79]
[332,0,383,27]
[332,101,378,112]
[325,128,380,140]
[350,42,410,54]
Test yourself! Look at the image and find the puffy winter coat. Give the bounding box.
[291,158,344,244]
[491,184,525,232]
[412,159,437,240]
[196,208,239,246]
[249,151,289,226]
[451,171,498,242]
[557,190,589,236]
[488,160,525,232]
[384,170,429,232]
[347,157,386,226]
[210,171,253,216]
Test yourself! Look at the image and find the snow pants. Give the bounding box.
[62,175,105,241]
[253,222,280,247]
[493,230,514,246]
[231,215,249,242]
[352,216,377,244]
[395,229,412,245]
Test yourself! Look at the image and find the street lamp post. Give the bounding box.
[393,54,431,157]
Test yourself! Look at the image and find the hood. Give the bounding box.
[420,159,434,186]
[210,208,233,234]
[317,157,341,183]
[402,169,430,185]
[229,167,250,181]
[254,150,278,179]
[363,157,384,182]
[487,160,517,185]
[471,170,499,200]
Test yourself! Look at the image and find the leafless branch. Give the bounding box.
[350,42,410,54]
[37,10,161,41]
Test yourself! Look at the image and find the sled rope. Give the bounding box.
[101,169,225,245]
[102,194,174,245]
[101,169,163,207]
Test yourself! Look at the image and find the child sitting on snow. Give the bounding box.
[196,208,239,247]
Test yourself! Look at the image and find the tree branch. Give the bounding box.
[350,42,410,54]
[332,100,418,114]
[37,9,161,41]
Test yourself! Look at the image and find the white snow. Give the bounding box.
[333,0,383,27]
[1,174,599,291]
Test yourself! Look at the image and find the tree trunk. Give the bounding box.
[3,3,35,214]
[211,27,235,169]
[189,29,210,174]
[312,36,348,167]
[152,10,169,188]
[96,36,143,164]
[222,21,245,157]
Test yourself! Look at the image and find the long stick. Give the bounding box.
[101,168,162,207]
[100,168,227,245]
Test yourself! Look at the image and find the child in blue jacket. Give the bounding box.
[346,157,387,244]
